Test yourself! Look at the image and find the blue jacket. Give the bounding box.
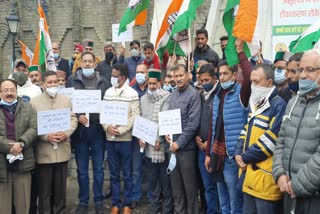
[124,56,145,82]
[211,83,247,157]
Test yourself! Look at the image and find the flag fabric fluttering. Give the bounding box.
[289,18,320,53]
[17,40,34,66]
[118,0,150,35]
[32,3,56,72]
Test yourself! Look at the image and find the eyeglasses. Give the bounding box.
[0,89,16,94]
[298,67,320,73]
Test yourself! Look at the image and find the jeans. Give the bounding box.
[75,125,105,205]
[131,137,143,202]
[243,193,282,214]
[146,155,173,214]
[198,151,219,214]
[106,141,133,208]
[217,158,243,214]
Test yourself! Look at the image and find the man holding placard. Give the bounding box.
[103,64,140,214]
[165,64,201,214]
[67,51,110,214]
[139,70,173,214]
[30,71,78,214]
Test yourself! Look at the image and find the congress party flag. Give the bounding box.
[17,40,33,66]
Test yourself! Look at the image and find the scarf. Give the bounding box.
[146,89,169,163]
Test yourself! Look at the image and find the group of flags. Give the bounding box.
[119,0,320,66]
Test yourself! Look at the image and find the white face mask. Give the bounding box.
[46,86,59,97]
[250,84,274,105]
[111,77,119,88]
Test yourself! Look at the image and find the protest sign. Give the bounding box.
[100,101,129,125]
[37,108,71,135]
[158,109,182,136]
[72,90,101,113]
[132,116,158,146]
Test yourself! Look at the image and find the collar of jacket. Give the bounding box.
[195,45,210,54]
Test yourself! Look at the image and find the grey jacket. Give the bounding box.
[273,92,320,197]
[169,84,201,151]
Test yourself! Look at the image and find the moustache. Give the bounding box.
[177,80,184,84]
[6,95,14,99]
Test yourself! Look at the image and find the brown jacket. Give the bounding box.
[30,92,78,164]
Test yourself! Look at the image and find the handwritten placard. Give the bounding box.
[100,101,129,125]
[132,116,158,146]
[72,90,101,113]
[58,87,74,99]
[37,108,71,135]
[158,109,182,136]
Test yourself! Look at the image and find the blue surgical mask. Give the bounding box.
[0,99,17,106]
[299,76,320,96]
[53,53,60,60]
[288,82,299,92]
[251,55,259,62]
[111,77,119,88]
[203,82,214,92]
[167,153,176,174]
[136,73,146,84]
[163,85,171,92]
[82,68,95,77]
[221,80,234,89]
[274,68,287,85]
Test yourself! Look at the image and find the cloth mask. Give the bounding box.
[131,49,140,58]
[167,153,177,174]
[46,87,59,97]
[111,77,119,88]
[288,82,299,92]
[203,82,214,92]
[250,84,274,104]
[82,68,95,77]
[0,99,17,106]
[221,80,234,89]
[106,52,114,61]
[136,73,146,84]
[299,75,320,96]
[12,72,28,86]
[274,68,287,84]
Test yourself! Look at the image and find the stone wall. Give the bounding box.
[0,0,215,79]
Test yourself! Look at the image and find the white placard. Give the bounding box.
[72,90,101,113]
[132,116,158,146]
[37,108,71,135]
[100,101,129,125]
[58,87,74,99]
[158,109,182,136]
[112,23,133,43]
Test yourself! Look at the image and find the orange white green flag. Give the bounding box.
[118,0,150,35]
[32,2,56,72]
[17,40,33,66]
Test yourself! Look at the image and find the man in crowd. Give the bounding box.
[30,71,78,213]
[195,63,220,214]
[0,79,37,213]
[69,44,83,72]
[97,42,124,82]
[194,60,208,87]
[235,63,286,214]
[163,74,172,92]
[67,51,110,214]
[205,40,251,214]
[219,35,228,60]
[124,40,144,83]
[143,42,161,70]
[10,59,42,102]
[139,70,173,214]
[273,49,320,213]
[56,70,67,88]
[28,65,42,87]
[103,64,140,214]
[165,64,201,214]
[52,42,71,78]
[273,51,289,101]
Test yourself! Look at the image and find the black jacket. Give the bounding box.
[96,56,124,81]
[56,58,71,78]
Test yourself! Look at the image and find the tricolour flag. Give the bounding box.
[17,40,34,66]
[223,0,267,66]
[32,2,56,72]
[118,0,150,35]
[289,18,320,53]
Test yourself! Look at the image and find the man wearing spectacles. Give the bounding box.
[273,48,320,213]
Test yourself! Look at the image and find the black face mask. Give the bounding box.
[105,52,114,61]
[12,72,28,86]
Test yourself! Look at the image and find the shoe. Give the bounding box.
[131,201,138,209]
[123,206,132,214]
[74,204,88,214]
[104,186,112,199]
[110,206,120,214]
[95,204,105,214]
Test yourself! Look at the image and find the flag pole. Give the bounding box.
[173,40,177,55]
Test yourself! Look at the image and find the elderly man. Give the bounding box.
[28,65,42,87]
[0,79,37,214]
[273,49,320,213]
[52,42,71,78]
[30,71,78,213]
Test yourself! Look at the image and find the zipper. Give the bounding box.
[288,101,307,179]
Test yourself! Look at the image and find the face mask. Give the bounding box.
[299,76,320,96]
[46,86,59,97]
[111,77,119,88]
[146,57,153,63]
[148,89,158,95]
[274,68,287,85]
[167,153,176,174]
[250,84,273,104]
[53,53,60,60]
[163,85,171,92]
[12,72,28,86]
[288,82,299,92]
[221,80,234,89]
[0,99,17,106]
[136,73,146,85]
[106,51,114,61]
[170,85,177,91]
[131,49,140,58]
[82,68,95,77]
[58,85,65,89]
[203,82,214,92]
[251,55,259,62]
